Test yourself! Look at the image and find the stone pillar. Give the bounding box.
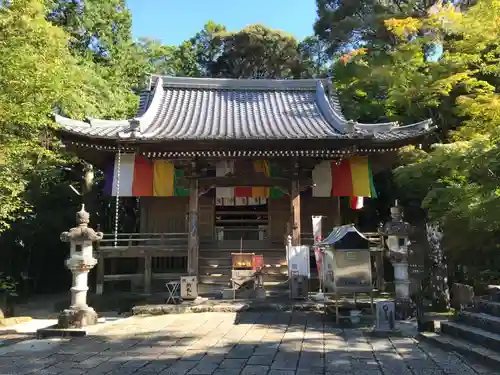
[380,203,413,320]
[59,205,103,328]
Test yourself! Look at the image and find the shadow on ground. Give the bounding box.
[0,311,493,375]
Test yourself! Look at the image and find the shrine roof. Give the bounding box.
[55,75,435,143]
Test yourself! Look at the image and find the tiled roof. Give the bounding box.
[55,76,435,142]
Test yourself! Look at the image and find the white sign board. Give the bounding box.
[287,245,310,278]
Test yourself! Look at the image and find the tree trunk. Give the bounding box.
[0,292,7,319]
[426,222,451,311]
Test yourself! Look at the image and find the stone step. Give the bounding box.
[199,257,287,267]
[441,321,500,351]
[418,331,500,368]
[475,299,500,317]
[199,273,288,283]
[199,247,285,253]
[456,311,500,336]
[198,280,289,298]
[199,264,288,275]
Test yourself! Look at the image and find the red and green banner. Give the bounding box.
[104,154,189,197]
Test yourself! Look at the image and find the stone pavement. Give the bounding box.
[0,311,495,375]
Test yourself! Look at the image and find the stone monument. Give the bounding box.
[380,202,414,320]
[59,204,103,328]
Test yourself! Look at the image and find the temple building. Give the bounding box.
[55,75,435,295]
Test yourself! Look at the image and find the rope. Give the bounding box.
[114,148,122,247]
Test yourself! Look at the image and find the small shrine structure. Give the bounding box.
[55,75,435,295]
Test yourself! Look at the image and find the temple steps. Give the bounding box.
[455,311,500,336]
[197,241,292,296]
[475,300,500,317]
[198,273,288,284]
[420,299,500,366]
[199,265,288,276]
[419,332,500,368]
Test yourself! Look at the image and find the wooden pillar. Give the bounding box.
[291,179,301,246]
[187,178,199,276]
[377,235,386,291]
[144,254,152,294]
[96,253,104,295]
[334,196,342,226]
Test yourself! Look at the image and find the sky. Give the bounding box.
[127,0,318,46]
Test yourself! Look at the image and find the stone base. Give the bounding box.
[254,287,267,300]
[58,307,98,329]
[37,325,87,339]
[395,298,415,320]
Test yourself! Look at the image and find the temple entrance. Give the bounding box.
[215,203,268,241]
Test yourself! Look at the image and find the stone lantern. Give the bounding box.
[380,202,413,319]
[59,204,103,328]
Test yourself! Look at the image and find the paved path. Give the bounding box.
[0,312,495,375]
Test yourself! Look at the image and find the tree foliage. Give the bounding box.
[329,0,500,284]
[0,0,96,230]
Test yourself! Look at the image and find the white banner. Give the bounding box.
[312,215,323,243]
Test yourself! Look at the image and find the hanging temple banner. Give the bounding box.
[104,153,377,206]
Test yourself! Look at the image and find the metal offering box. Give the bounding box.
[333,248,372,293]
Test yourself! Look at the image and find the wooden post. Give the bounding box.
[377,235,386,291]
[334,196,342,226]
[96,253,104,295]
[144,254,152,294]
[187,178,199,276]
[291,179,301,246]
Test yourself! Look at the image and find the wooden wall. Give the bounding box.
[301,197,342,239]
[140,195,344,243]
[140,197,188,233]
[268,197,290,243]
[140,196,214,240]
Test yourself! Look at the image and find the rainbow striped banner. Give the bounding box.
[312,156,377,209]
[104,154,188,197]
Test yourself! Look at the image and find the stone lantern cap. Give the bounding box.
[60,204,104,243]
[379,205,412,236]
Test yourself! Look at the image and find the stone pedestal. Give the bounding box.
[58,307,98,329]
[394,263,410,299]
[58,205,103,329]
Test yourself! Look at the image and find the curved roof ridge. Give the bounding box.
[396,118,433,131]
[314,80,348,133]
[133,76,165,133]
[86,118,129,127]
[354,122,398,133]
[54,114,90,128]
[155,75,318,91]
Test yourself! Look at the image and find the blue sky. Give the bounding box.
[127,0,318,46]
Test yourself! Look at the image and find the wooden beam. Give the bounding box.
[197,176,293,191]
[334,197,342,226]
[187,178,199,276]
[291,179,301,246]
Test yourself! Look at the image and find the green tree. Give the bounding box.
[327,0,500,304]
[314,0,468,54]
[209,24,306,79]
[298,35,333,77]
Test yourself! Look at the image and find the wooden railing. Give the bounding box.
[94,229,385,295]
[95,232,189,295]
[99,232,188,249]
